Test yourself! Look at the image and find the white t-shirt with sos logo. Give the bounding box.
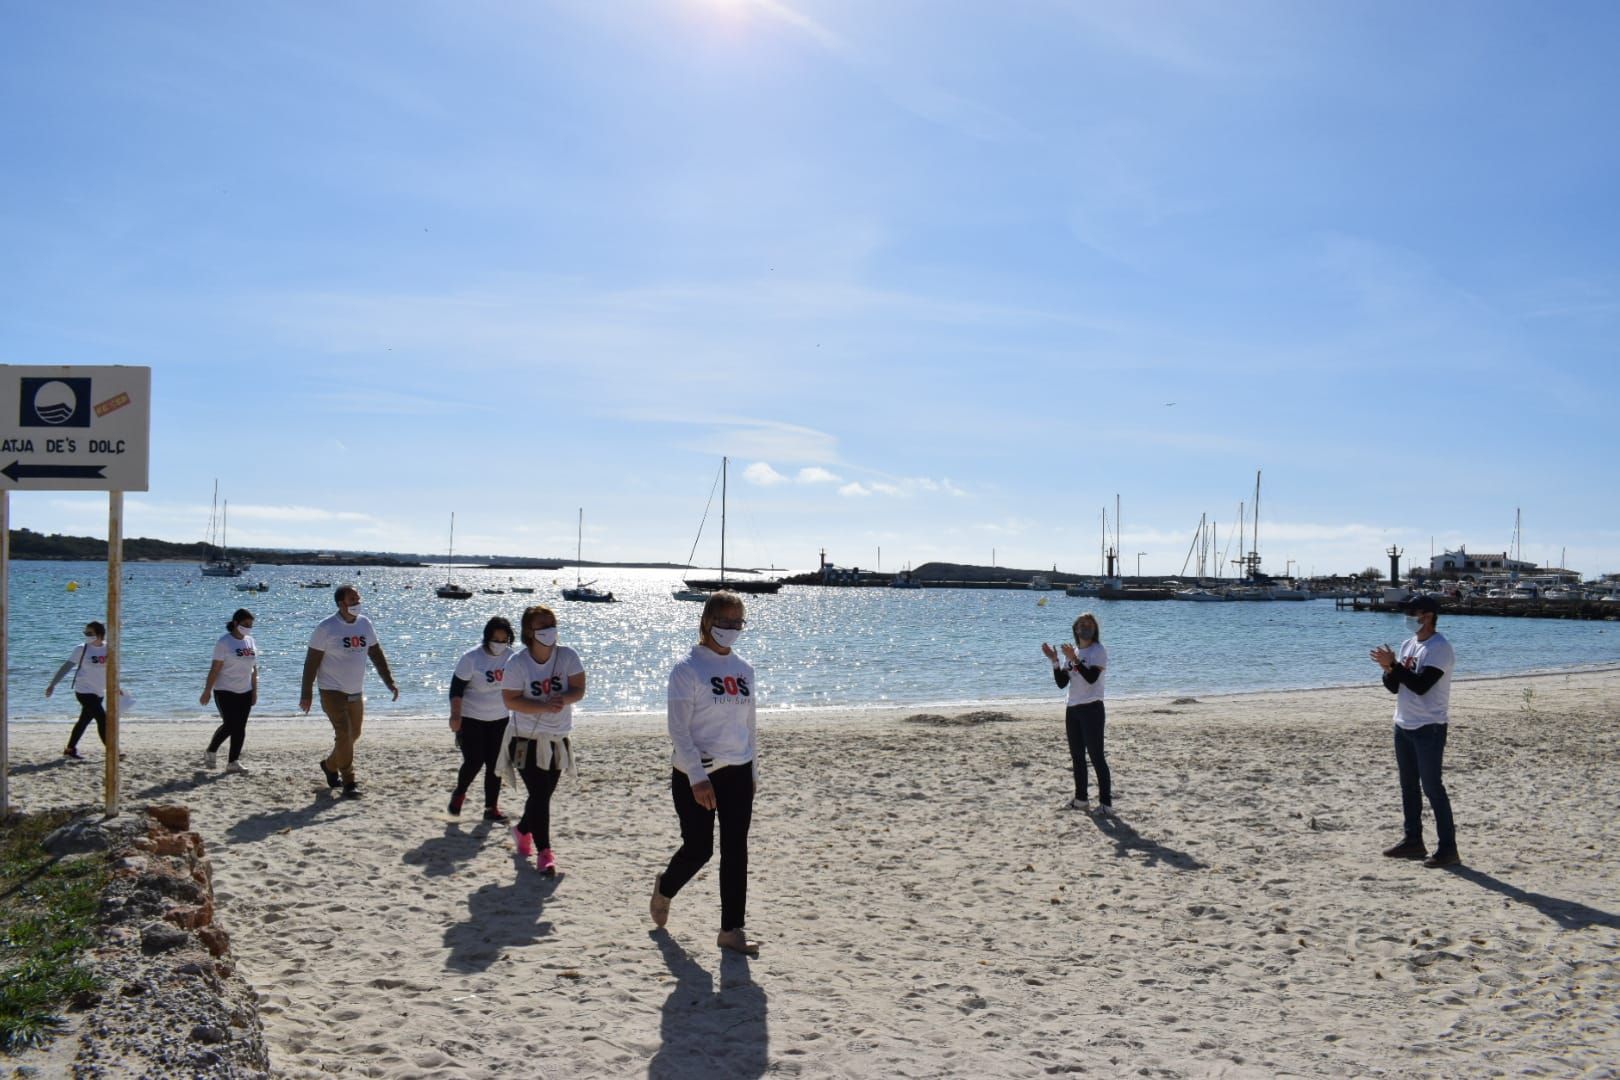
[453,644,512,722]
[68,642,110,696]
[503,645,584,739]
[210,633,259,694]
[308,613,380,694]
[667,644,757,785]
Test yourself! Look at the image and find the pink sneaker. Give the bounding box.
[513,828,533,857]
[538,848,557,876]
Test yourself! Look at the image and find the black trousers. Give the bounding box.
[660,764,755,931]
[207,690,254,761]
[454,716,509,809]
[1064,701,1110,805]
[514,738,563,848]
[68,692,106,749]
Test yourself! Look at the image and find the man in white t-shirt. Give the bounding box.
[299,584,398,797]
[1370,594,1458,868]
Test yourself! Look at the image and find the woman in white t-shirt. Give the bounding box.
[649,591,761,956]
[199,608,259,774]
[1041,611,1113,815]
[45,620,110,759]
[448,616,514,821]
[499,605,586,876]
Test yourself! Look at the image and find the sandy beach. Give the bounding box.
[7,667,1619,1078]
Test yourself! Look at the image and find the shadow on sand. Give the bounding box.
[1448,866,1619,930]
[224,790,350,844]
[647,930,768,1080]
[403,821,498,879]
[1091,812,1206,871]
[442,858,561,974]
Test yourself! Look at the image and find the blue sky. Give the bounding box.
[3,1,1616,577]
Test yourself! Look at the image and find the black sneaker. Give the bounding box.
[1423,850,1460,869]
[319,759,341,789]
[341,783,362,799]
[483,806,508,823]
[63,746,83,760]
[448,792,465,816]
[1383,840,1428,859]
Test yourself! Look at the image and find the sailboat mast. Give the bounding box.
[575,508,583,587]
[1253,470,1262,574]
[720,456,727,584]
[222,500,229,558]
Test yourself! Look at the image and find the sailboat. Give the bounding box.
[435,513,472,599]
[561,508,616,603]
[677,457,783,599]
[201,483,249,577]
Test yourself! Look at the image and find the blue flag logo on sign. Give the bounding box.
[20,378,92,427]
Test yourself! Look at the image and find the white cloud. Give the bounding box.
[797,466,841,484]
[839,482,872,497]
[743,462,788,486]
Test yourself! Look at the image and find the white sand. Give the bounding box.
[8,668,1620,1078]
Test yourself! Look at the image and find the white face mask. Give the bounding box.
[709,626,741,649]
[487,639,510,654]
[345,603,361,618]
[1404,616,1422,632]
[532,627,558,647]
[236,625,253,637]
[85,632,97,640]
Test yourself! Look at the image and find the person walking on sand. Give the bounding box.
[1042,612,1113,815]
[649,591,761,957]
[299,584,398,798]
[498,605,585,875]
[1370,594,1459,868]
[45,620,109,759]
[448,616,515,821]
[199,608,258,774]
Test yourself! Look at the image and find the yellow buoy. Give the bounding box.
[66,581,78,592]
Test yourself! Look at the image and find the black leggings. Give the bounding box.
[515,739,563,848]
[207,690,254,761]
[1064,701,1110,805]
[660,764,755,931]
[68,693,106,749]
[454,716,509,810]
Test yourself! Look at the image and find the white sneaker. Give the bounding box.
[225,761,248,775]
[1067,797,1090,811]
[203,751,217,769]
[1094,804,1118,818]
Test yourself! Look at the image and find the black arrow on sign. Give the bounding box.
[2,461,108,482]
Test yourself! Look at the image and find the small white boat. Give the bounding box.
[1174,588,1228,602]
[235,581,269,593]
[1027,574,1053,591]
[435,513,472,599]
[562,509,617,603]
[672,587,710,602]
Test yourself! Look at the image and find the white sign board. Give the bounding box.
[0,365,151,491]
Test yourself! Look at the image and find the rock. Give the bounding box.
[165,900,215,930]
[148,804,191,832]
[42,817,112,855]
[190,1024,229,1045]
[140,922,191,954]
[121,981,150,997]
[198,926,231,958]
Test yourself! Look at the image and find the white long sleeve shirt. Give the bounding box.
[667,644,757,785]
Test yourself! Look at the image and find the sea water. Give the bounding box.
[5,562,1617,725]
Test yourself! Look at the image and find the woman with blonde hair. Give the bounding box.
[1041,611,1112,815]
[650,591,760,956]
[499,605,585,875]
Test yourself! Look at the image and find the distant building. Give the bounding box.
[1430,546,1538,578]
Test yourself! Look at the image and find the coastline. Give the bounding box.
[12,659,1620,730]
[7,668,1619,1076]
